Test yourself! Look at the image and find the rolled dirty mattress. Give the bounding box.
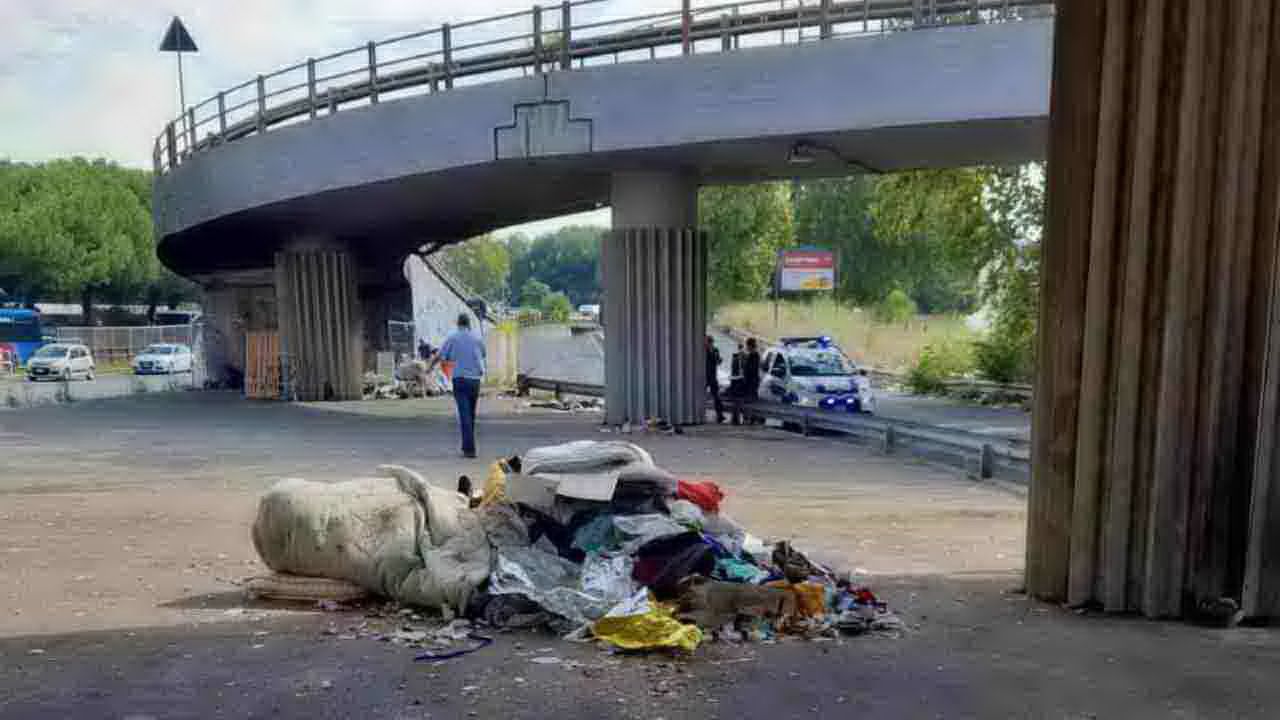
[250,465,489,611]
[251,476,429,599]
[522,440,654,476]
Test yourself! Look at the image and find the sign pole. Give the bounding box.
[177,50,187,144]
[159,17,199,153]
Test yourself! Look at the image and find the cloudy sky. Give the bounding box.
[1,0,680,229]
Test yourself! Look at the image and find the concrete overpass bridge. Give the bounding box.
[153,0,1053,412]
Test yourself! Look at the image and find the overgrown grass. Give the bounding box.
[716,299,977,373]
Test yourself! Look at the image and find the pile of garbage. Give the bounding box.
[360,359,452,400]
[250,441,899,653]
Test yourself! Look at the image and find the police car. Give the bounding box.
[759,336,876,413]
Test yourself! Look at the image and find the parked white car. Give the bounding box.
[26,343,95,382]
[759,336,876,413]
[132,343,194,375]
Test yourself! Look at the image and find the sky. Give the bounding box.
[0,0,657,233]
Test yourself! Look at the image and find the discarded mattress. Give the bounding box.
[251,464,490,613]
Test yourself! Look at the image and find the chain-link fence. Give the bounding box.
[53,325,195,366]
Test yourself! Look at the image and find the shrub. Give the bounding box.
[973,332,1031,385]
[873,288,917,326]
[906,339,975,395]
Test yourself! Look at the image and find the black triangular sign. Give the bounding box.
[159,17,198,53]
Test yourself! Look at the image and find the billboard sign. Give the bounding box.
[778,249,836,292]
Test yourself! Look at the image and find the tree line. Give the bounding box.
[439,166,1043,380]
[0,158,199,323]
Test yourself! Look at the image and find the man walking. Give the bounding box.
[430,313,486,458]
[705,335,725,424]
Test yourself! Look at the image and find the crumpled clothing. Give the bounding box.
[668,500,705,529]
[592,589,703,652]
[632,533,716,600]
[714,557,770,585]
[701,512,745,554]
[612,514,688,554]
[479,503,531,548]
[677,480,725,513]
[571,514,618,555]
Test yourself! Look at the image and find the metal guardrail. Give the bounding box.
[154,0,1053,173]
[518,373,1029,479]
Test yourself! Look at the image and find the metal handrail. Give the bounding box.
[517,373,1029,478]
[154,0,1052,172]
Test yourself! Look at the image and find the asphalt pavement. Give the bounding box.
[519,325,1031,442]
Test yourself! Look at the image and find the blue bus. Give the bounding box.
[0,308,45,365]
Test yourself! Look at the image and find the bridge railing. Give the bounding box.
[153,0,1053,174]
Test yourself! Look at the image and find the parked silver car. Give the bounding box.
[132,343,194,375]
[26,343,95,382]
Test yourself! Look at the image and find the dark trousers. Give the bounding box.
[452,376,481,456]
[730,383,758,426]
[707,379,724,421]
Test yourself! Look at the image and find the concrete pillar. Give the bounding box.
[604,171,705,426]
[611,171,697,228]
[1027,0,1280,620]
[274,240,362,401]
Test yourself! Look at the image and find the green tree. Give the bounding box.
[541,291,572,323]
[972,164,1044,382]
[793,176,892,305]
[0,159,158,323]
[867,168,1001,313]
[438,235,511,304]
[700,182,795,306]
[520,278,552,308]
[508,226,602,306]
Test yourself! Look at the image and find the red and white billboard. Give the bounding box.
[778,249,836,292]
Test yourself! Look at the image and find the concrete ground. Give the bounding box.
[1,393,1276,718]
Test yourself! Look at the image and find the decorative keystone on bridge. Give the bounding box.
[493,100,593,160]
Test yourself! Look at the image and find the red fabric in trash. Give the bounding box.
[678,480,725,514]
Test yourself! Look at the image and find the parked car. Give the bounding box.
[759,336,876,413]
[26,343,95,382]
[132,343,194,375]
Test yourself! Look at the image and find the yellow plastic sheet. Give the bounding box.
[592,591,703,652]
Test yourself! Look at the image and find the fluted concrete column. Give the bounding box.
[604,171,705,426]
[1028,0,1280,620]
[274,240,362,401]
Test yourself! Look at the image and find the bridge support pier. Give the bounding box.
[274,240,362,401]
[1029,0,1280,619]
[603,171,706,426]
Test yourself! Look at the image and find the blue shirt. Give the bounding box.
[440,328,486,379]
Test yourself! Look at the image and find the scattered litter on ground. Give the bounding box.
[244,440,903,658]
[526,398,604,413]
